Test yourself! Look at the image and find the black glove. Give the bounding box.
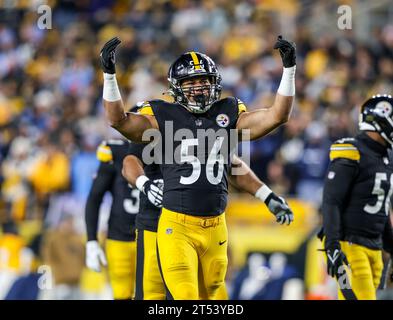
[265,193,294,225]
[141,179,164,208]
[100,37,121,74]
[325,242,349,278]
[274,35,296,68]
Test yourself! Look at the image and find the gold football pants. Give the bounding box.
[105,239,136,300]
[338,241,383,300]
[157,208,228,300]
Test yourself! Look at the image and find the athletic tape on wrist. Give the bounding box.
[255,185,273,202]
[277,66,296,96]
[103,73,121,101]
[136,175,149,192]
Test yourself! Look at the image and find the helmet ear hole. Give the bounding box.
[365,115,374,122]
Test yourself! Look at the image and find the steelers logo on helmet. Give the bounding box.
[375,100,393,117]
[216,114,229,128]
[359,94,393,146]
[189,57,206,72]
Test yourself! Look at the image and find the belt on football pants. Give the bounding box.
[161,208,224,228]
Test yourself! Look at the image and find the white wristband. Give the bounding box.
[277,66,296,96]
[86,240,99,250]
[103,73,121,102]
[255,185,273,202]
[136,175,149,192]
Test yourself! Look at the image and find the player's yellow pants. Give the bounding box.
[135,228,227,300]
[157,208,228,300]
[338,241,383,300]
[199,275,228,300]
[135,229,166,300]
[105,239,136,300]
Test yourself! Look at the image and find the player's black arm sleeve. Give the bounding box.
[85,162,115,241]
[382,215,393,254]
[321,159,359,248]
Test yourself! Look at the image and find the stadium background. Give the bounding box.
[0,0,392,299]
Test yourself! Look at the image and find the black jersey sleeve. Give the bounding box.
[85,162,115,241]
[382,216,393,254]
[322,158,359,248]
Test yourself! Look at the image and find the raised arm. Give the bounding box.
[229,155,293,225]
[100,37,157,141]
[236,36,296,140]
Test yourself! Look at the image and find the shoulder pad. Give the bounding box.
[218,96,236,104]
[330,138,360,162]
[237,98,247,114]
[334,137,357,144]
[138,101,154,116]
[96,141,113,163]
[214,96,236,109]
[107,139,125,145]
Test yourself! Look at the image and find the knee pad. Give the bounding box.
[206,259,227,293]
[350,260,371,280]
[162,262,198,299]
[109,262,132,280]
[173,282,198,300]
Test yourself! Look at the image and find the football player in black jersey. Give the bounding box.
[123,141,165,300]
[100,36,296,299]
[123,142,293,300]
[85,139,140,300]
[320,94,393,300]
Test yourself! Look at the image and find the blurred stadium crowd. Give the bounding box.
[0,0,392,299]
